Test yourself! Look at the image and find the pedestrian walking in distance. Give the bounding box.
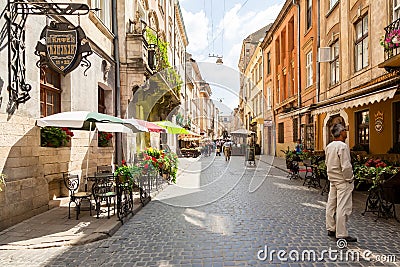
[325,123,357,242]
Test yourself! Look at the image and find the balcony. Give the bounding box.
[379,18,400,71]
[126,33,155,73]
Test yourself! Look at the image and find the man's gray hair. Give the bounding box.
[331,124,345,137]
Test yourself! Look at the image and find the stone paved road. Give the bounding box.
[1,155,399,266]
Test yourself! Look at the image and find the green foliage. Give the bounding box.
[114,164,142,188]
[41,127,73,148]
[145,28,182,96]
[139,147,179,183]
[98,132,113,147]
[354,158,398,190]
[146,28,170,70]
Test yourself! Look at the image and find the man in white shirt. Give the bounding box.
[325,123,357,242]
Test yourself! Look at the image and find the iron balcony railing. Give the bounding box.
[383,17,400,61]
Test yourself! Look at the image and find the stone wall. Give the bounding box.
[0,114,113,230]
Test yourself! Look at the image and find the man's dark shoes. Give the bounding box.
[327,230,336,237]
[337,236,357,242]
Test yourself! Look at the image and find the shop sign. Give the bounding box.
[375,111,384,133]
[264,120,272,127]
[35,22,92,75]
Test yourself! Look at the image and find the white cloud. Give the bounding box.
[181,8,209,54]
[217,3,283,69]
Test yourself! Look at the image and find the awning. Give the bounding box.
[278,107,310,119]
[312,87,397,115]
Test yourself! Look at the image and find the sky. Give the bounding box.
[180,0,284,112]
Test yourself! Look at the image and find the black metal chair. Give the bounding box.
[92,174,117,219]
[63,173,92,220]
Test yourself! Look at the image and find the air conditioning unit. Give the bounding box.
[318,47,331,62]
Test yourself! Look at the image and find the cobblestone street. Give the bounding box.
[1,155,399,266]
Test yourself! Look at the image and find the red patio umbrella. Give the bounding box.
[136,119,166,133]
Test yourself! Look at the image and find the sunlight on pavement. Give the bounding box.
[183,208,232,236]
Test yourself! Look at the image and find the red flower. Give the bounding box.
[121,160,126,166]
[144,163,149,169]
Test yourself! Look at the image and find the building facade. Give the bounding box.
[313,0,399,155]
[0,1,117,229]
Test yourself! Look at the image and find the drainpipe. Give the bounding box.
[293,0,301,140]
[112,0,122,164]
[261,47,265,155]
[316,0,320,103]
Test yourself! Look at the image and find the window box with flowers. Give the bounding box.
[98,132,113,147]
[40,127,74,148]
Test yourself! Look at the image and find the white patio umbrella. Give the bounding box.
[230,128,255,135]
[37,111,144,189]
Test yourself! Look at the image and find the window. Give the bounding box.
[306,51,313,87]
[92,0,112,29]
[267,52,271,74]
[356,110,369,152]
[306,0,312,30]
[278,123,284,143]
[258,61,262,81]
[354,15,369,72]
[98,87,105,113]
[330,0,339,10]
[267,87,272,110]
[40,68,61,117]
[293,118,298,142]
[277,79,281,103]
[330,41,340,85]
[394,0,400,21]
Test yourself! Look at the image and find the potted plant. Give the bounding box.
[41,127,74,147]
[98,132,113,147]
[354,158,398,191]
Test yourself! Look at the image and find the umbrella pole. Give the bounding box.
[85,122,92,192]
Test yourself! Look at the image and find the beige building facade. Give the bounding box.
[0,0,117,229]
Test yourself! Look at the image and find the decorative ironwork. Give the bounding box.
[35,22,93,75]
[5,1,31,113]
[5,0,92,114]
[115,175,134,223]
[13,2,91,16]
[383,17,400,62]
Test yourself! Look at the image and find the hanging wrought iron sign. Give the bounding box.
[35,21,92,75]
[5,1,93,114]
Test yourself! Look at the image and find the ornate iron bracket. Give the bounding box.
[5,0,92,114]
[12,2,92,16]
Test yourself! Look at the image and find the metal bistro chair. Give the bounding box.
[63,173,92,220]
[92,173,117,219]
